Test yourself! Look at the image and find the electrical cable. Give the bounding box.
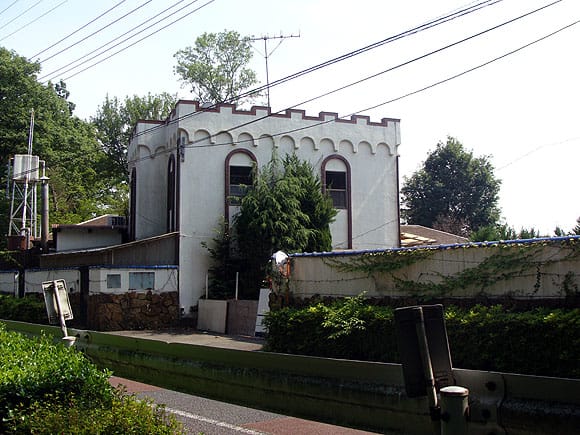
[0,0,21,19]
[0,0,68,43]
[59,0,214,82]
[0,0,44,32]
[129,0,507,142]
[37,0,153,66]
[39,0,202,82]
[30,0,128,59]
[129,0,566,161]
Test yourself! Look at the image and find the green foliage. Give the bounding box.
[264,302,580,378]
[6,388,183,435]
[0,325,113,427]
[0,47,125,226]
[234,153,336,296]
[174,30,260,105]
[0,325,182,434]
[402,136,501,236]
[0,295,47,324]
[91,92,177,177]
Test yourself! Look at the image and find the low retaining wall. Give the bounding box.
[289,237,580,302]
[3,320,579,435]
[88,291,180,330]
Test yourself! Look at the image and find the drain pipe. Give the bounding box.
[40,174,49,253]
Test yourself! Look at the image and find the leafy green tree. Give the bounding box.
[226,154,336,297]
[173,30,259,105]
[470,223,547,242]
[402,136,501,237]
[0,47,116,240]
[91,93,176,178]
[571,217,580,236]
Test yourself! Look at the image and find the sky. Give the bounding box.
[1,0,579,234]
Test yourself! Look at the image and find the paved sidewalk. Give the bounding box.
[110,376,379,435]
[107,330,381,434]
[108,328,265,351]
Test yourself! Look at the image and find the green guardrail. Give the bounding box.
[3,320,579,434]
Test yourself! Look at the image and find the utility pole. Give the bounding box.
[250,33,300,108]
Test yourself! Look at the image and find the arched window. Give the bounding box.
[129,168,137,241]
[225,150,257,220]
[167,154,176,232]
[322,155,352,249]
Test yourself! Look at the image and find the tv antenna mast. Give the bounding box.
[250,32,300,108]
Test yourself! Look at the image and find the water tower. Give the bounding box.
[6,110,48,250]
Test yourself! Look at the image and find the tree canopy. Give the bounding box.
[401,136,501,237]
[173,30,259,105]
[91,93,176,179]
[0,47,114,234]
[207,154,336,298]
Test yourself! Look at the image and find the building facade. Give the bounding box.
[128,101,401,312]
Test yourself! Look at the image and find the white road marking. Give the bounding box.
[166,407,268,434]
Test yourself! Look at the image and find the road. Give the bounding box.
[110,376,380,435]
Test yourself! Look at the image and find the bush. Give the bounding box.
[264,299,580,378]
[0,324,182,434]
[6,388,183,435]
[0,294,47,324]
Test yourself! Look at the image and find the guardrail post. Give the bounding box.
[440,386,469,435]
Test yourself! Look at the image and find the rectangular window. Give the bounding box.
[106,274,121,289]
[229,166,253,205]
[129,272,155,290]
[326,171,347,209]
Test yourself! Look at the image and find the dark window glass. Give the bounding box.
[229,166,253,204]
[326,171,347,208]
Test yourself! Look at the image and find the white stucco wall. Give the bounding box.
[24,268,80,295]
[0,271,18,295]
[56,229,123,252]
[88,266,178,295]
[129,101,401,311]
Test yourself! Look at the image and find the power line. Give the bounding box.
[0,0,68,43]
[0,1,21,18]
[30,0,128,59]
[38,0,154,66]
[129,15,578,168]
[131,0,506,141]
[0,0,44,32]
[59,0,215,82]
[39,0,203,82]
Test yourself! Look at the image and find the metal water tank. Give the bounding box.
[12,154,39,181]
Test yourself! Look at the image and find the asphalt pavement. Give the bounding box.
[108,329,381,435]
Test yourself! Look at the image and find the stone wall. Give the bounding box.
[87,291,179,331]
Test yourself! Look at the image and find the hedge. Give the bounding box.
[0,294,47,324]
[263,297,580,379]
[0,324,182,434]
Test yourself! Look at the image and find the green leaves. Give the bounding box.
[402,136,501,236]
[174,30,260,105]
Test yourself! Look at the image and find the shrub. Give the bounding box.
[0,294,47,324]
[0,325,182,434]
[264,299,580,378]
[6,388,183,435]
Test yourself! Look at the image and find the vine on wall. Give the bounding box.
[324,238,580,298]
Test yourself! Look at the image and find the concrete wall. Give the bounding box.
[55,229,123,252]
[0,271,18,295]
[129,101,401,311]
[24,268,81,295]
[288,237,580,301]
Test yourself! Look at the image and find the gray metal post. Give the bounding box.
[440,386,469,435]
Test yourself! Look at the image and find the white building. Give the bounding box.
[128,100,401,313]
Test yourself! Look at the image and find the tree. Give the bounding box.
[91,93,176,178]
[173,30,259,105]
[401,136,501,237]
[210,154,336,298]
[0,47,116,241]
